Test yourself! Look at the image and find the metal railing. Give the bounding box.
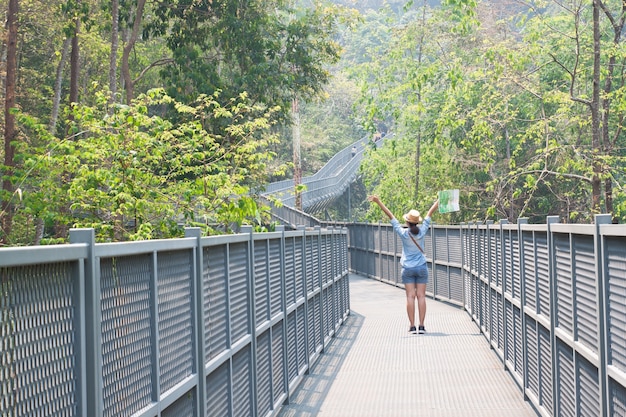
[0,225,350,417]
[348,215,626,417]
[263,135,386,213]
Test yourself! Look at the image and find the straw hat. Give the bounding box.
[403,209,423,224]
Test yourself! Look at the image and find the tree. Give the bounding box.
[2,0,19,245]
[146,0,342,119]
[121,0,148,104]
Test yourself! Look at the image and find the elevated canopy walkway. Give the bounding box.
[262,135,385,227]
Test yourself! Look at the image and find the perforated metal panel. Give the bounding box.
[306,236,320,293]
[554,234,574,334]
[512,234,521,300]
[271,236,286,310]
[577,353,600,417]
[308,294,322,355]
[100,255,153,417]
[449,267,463,304]
[324,287,333,337]
[293,236,305,300]
[522,231,537,312]
[0,262,78,416]
[557,340,575,417]
[254,241,270,323]
[573,236,598,353]
[321,235,331,285]
[491,288,501,347]
[482,281,490,335]
[610,377,626,417]
[256,330,271,417]
[495,291,504,351]
[205,246,228,362]
[434,228,448,264]
[284,237,296,305]
[539,324,553,415]
[342,276,350,317]
[229,242,250,345]
[606,236,626,373]
[527,317,539,399]
[505,301,515,365]
[162,388,196,417]
[514,305,523,376]
[436,264,449,299]
[535,234,550,317]
[503,230,515,296]
[296,305,307,371]
[206,361,230,417]
[271,322,285,404]
[158,250,194,394]
[286,311,298,383]
[232,347,252,417]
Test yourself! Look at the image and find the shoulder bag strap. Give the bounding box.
[408,233,424,254]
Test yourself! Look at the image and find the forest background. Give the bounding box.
[1,0,625,246]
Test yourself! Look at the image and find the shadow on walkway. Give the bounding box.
[278,312,364,417]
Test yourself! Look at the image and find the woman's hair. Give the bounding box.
[408,223,419,234]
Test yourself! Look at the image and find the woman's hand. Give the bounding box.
[367,195,380,203]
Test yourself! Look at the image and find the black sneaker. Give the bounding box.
[418,325,426,334]
[409,326,417,334]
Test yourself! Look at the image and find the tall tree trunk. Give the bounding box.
[109,0,119,106]
[58,16,81,239]
[597,2,626,222]
[69,19,80,109]
[2,0,19,245]
[121,0,147,104]
[590,0,602,213]
[49,38,71,134]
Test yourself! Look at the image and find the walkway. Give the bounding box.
[278,274,539,417]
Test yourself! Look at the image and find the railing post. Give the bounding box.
[69,228,102,417]
[485,220,494,344]
[314,225,324,352]
[545,215,559,417]
[431,221,438,300]
[499,219,509,367]
[595,214,612,417]
[296,225,310,374]
[377,221,382,282]
[460,222,467,312]
[184,227,206,417]
[517,218,528,396]
[275,224,291,405]
[241,225,258,417]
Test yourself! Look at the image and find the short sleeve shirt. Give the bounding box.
[391,217,432,268]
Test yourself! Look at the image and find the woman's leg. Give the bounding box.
[416,283,427,326]
[404,283,417,327]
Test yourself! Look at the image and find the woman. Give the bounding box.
[367,195,439,334]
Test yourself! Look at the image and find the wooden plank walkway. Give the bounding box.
[277,274,539,417]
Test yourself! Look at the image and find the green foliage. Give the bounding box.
[147,0,343,122]
[6,89,286,244]
[349,0,626,225]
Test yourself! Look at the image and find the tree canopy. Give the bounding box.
[2,0,626,246]
[1,0,352,245]
[353,0,626,225]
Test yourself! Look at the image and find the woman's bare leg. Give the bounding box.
[404,283,417,327]
[416,283,427,326]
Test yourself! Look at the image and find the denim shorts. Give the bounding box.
[401,263,429,284]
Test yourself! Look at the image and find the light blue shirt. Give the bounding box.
[391,217,432,268]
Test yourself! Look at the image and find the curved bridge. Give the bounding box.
[263,135,385,227]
